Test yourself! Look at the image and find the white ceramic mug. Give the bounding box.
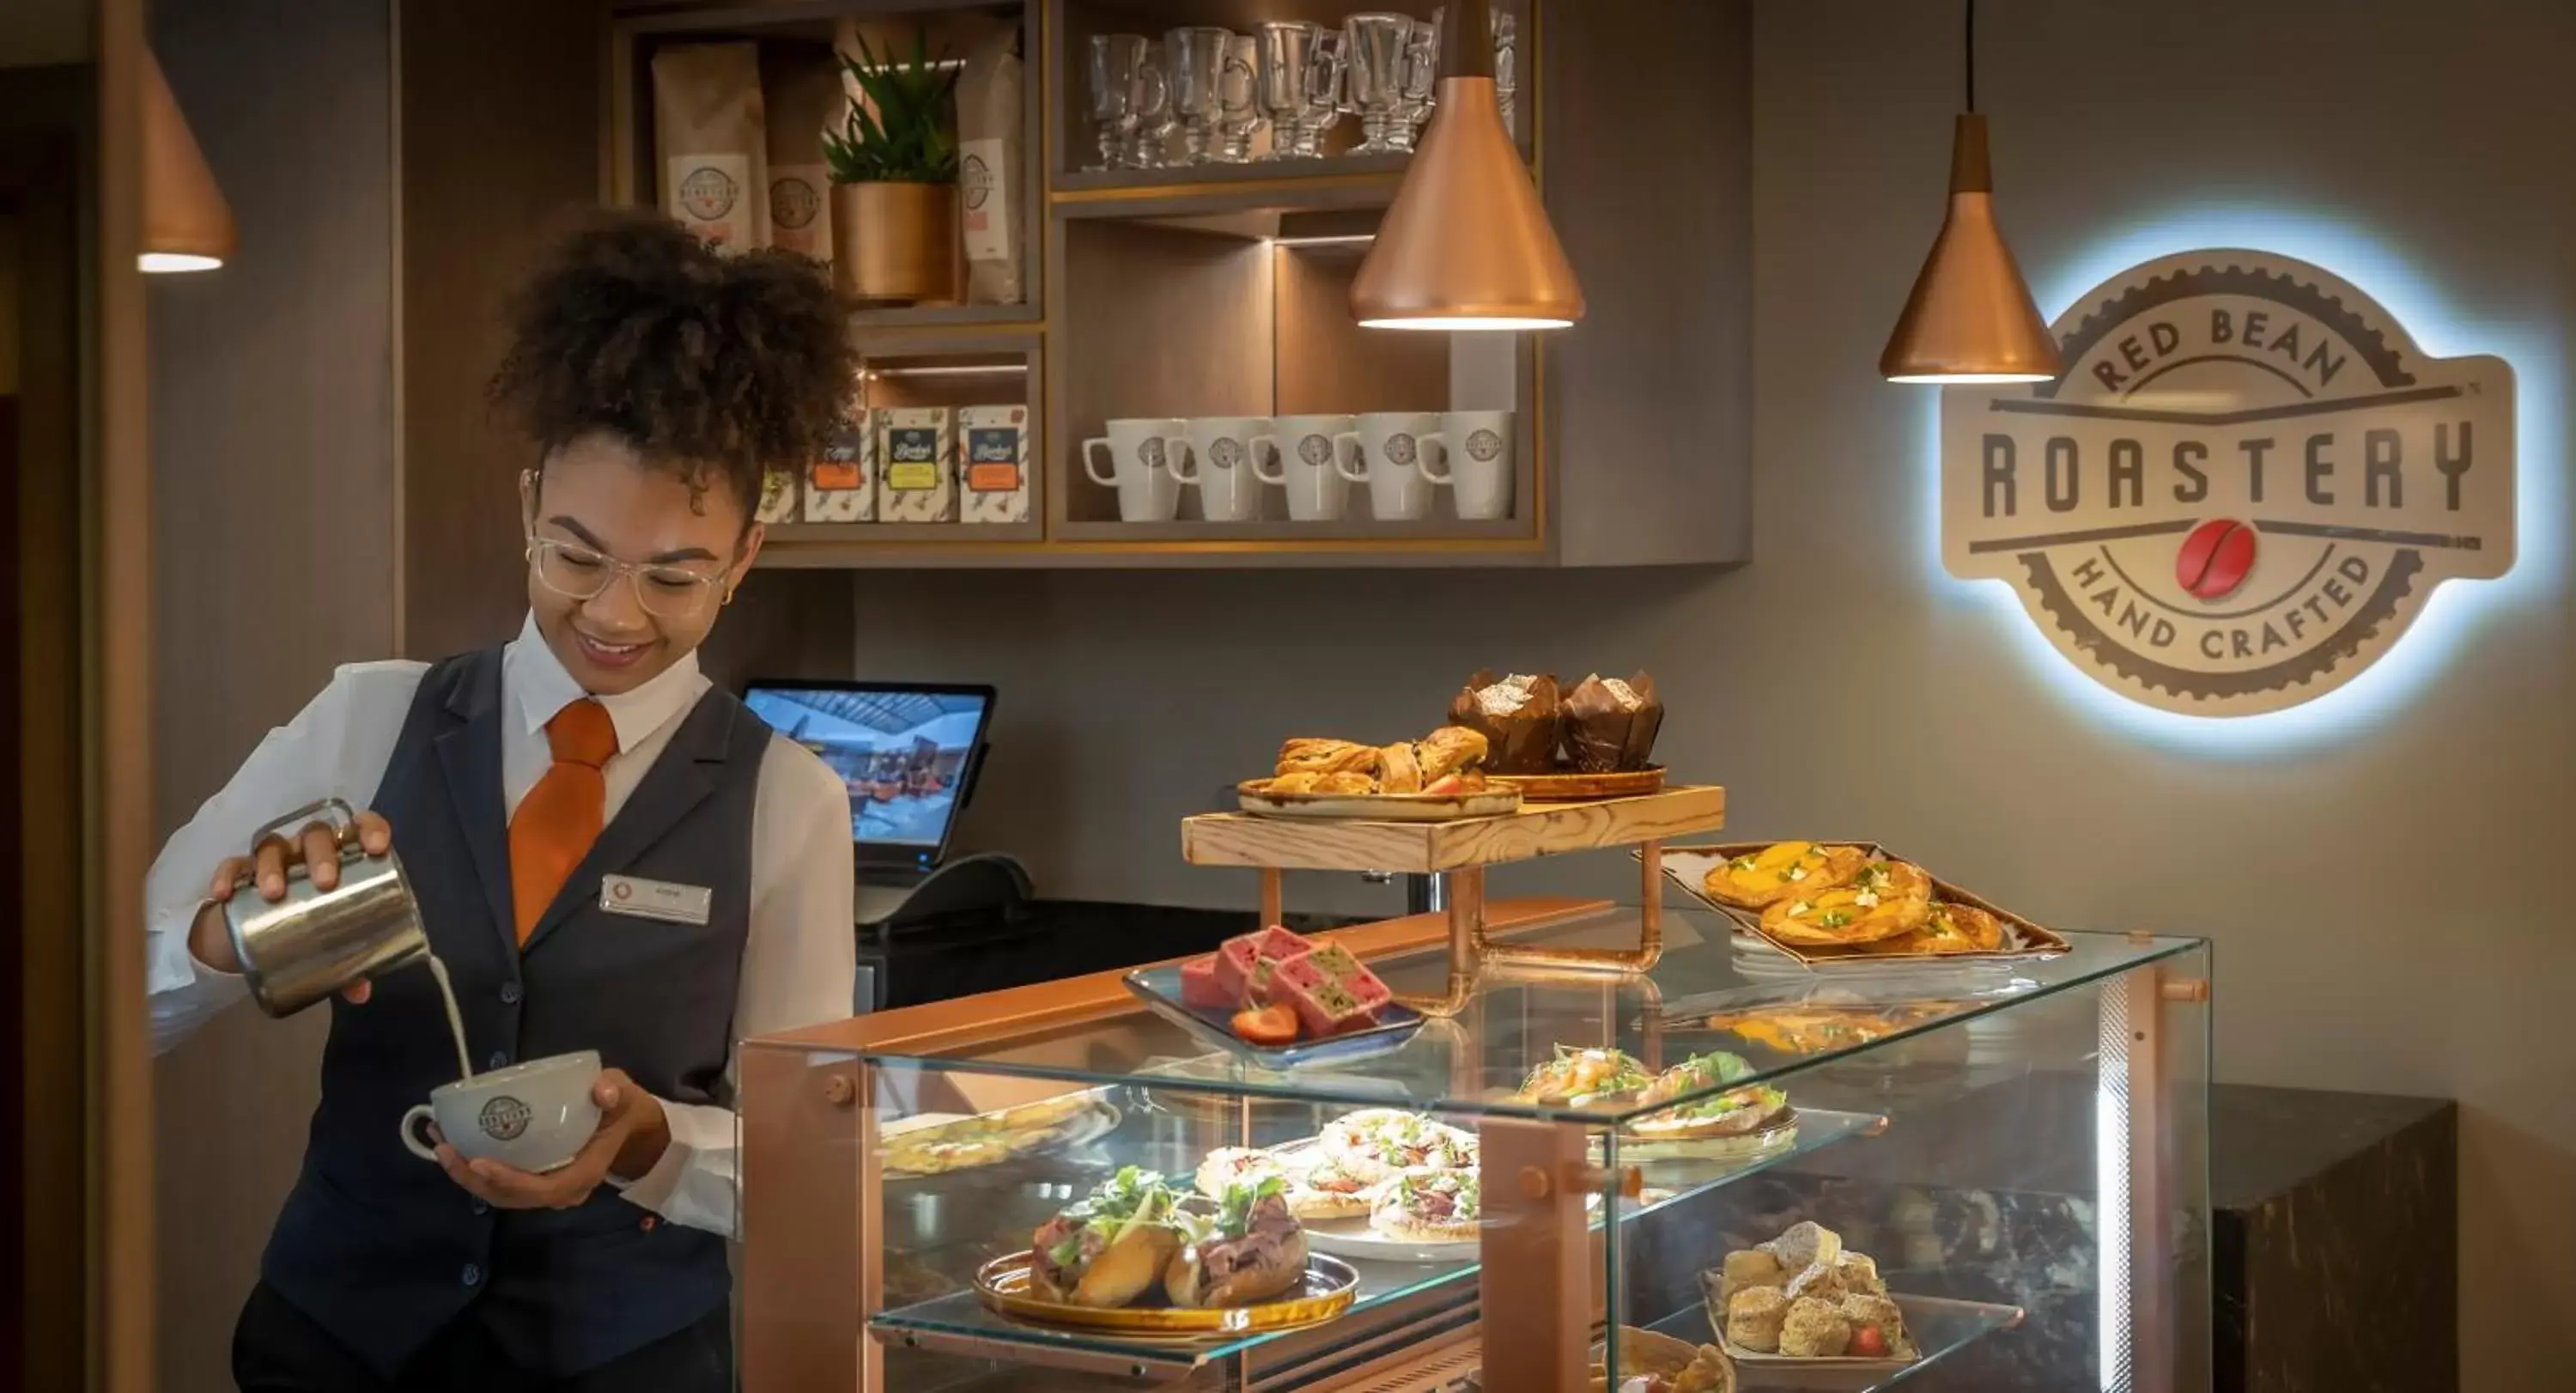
[1081,417,1186,522]
[1339,411,1449,521]
[1170,416,1275,522]
[1254,414,1359,521]
[401,1049,602,1174]
[1425,410,1516,520]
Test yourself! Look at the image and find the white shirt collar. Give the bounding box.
[504,612,704,755]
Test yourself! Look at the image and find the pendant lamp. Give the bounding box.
[1879,0,2057,383]
[1350,4,1580,330]
[141,49,235,273]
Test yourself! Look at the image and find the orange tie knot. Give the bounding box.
[547,699,618,769]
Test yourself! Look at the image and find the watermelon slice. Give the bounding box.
[1212,925,1312,1004]
[1271,944,1392,1035]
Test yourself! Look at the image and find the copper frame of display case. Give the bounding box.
[1180,785,1727,1009]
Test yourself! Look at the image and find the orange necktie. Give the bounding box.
[509,699,617,944]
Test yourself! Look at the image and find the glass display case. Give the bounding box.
[738,901,2211,1392]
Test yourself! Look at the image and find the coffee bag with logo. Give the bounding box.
[955,21,1024,305]
[877,407,956,522]
[957,404,1028,523]
[653,43,769,250]
[805,411,877,522]
[762,50,842,265]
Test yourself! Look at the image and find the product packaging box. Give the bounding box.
[804,413,876,522]
[875,407,956,523]
[957,405,1030,523]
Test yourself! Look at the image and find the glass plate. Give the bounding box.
[1123,964,1427,1068]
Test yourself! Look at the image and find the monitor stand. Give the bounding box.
[854,850,1034,929]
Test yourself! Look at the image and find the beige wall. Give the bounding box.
[854,3,2575,1387]
[145,2,396,1389]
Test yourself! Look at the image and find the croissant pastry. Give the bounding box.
[1413,727,1490,782]
[1275,738,1382,779]
[1378,742,1424,794]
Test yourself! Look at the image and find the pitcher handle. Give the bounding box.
[252,797,358,851]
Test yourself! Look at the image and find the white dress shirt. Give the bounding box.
[144,614,857,1237]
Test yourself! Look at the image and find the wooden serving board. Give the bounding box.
[1490,766,1667,801]
[1181,785,1726,873]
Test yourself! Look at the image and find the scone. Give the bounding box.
[1836,1251,1886,1298]
[1765,1221,1842,1274]
[1760,861,1933,946]
[1701,842,1866,909]
[1716,1247,1786,1306]
[1723,1286,1789,1353]
[1838,1293,1915,1359]
[1778,1297,1852,1358]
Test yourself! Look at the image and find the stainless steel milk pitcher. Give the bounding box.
[222,797,428,1017]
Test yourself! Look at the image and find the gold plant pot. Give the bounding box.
[831,181,959,305]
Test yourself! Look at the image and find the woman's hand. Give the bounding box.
[432,1068,672,1211]
[186,810,393,1003]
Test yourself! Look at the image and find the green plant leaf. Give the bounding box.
[829,23,960,184]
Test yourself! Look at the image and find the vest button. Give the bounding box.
[486,1050,509,1070]
[471,1198,489,1216]
[499,982,522,1006]
[460,1262,483,1287]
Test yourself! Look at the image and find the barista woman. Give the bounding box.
[144,215,860,1391]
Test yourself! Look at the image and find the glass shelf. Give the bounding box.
[849,909,2202,1123]
[866,1102,1894,1372]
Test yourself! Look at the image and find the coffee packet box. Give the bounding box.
[803,412,875,522]
[755,467,799,525]
[957,405,1029,524]
[876,407,956,522]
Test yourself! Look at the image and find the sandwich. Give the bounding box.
[1029,1166,1184,1308]
[1193,1145,1375,1221]
[1515,1045,1655,1107]
[1163,1175,1309,1309]
[1370,1170,1479,1244]
[1319,1109,1478,1183]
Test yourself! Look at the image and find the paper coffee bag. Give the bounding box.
[955,24,1024,305]
[653,43,769,250]
[762,50,842,265]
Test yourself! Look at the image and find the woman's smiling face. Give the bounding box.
[520,432,763,696]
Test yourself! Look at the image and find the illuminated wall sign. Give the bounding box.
[1941,250,2516,715]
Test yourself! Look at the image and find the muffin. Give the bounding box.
[1560,671,1664,772]
[1724,1286,1789,1353]
[1447,671,1564,774]
[1778,1297,1853,1358]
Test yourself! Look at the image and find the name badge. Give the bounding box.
[599,875,712,926]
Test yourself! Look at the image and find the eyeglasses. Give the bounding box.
[525,538,730,618]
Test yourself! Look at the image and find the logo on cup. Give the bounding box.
[769,175,820,230]
[677,167,738,222]
[1384,434,1418,466]
[1299,435,1333,466]
[1937,250,2516,716]
[479,1095,533,1142]
[1140,438,1167,471]
[1212,438,1246,471]
[1467,429,1504,462]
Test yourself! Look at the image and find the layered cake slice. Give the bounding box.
[1271,944,1394,1036]
[1205,925,1314,1007]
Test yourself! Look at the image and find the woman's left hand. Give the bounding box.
[433,1068,672,1210]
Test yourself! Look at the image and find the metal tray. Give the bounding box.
[1652,842,2073,969]
[973,1250,1360,1337]
[1123,963,1428,1068]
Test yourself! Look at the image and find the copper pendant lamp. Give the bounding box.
[1350,4,1580,330]
[1880,0,2057,383]
[141,49,236,273]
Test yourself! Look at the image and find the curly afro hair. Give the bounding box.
[488,211,854,520]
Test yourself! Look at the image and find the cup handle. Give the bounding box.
[400,1104,440,1162]
[1251,435,1286,484]
[1081,438,1117,487]
[1165,436,1199,484]
[1419,432,1455,484]
[1334,432,1368,483]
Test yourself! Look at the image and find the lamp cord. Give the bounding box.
[1965,0,1978,112]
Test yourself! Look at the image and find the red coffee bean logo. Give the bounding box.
[2175,518,2257,600]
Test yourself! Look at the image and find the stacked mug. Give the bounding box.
[1082,411,1515,523]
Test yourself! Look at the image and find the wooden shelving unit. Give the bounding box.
[598,0,1749,570]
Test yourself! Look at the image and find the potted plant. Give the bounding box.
[827,27,963,304]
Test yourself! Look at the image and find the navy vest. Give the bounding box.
[261,648,768,1378]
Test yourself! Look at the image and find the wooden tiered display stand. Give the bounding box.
[1181,786,1727,1013]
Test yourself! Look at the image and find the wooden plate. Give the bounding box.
[1491,765,1668,800]
[973,1250,1359,1336]
[1236,779,1522,822]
